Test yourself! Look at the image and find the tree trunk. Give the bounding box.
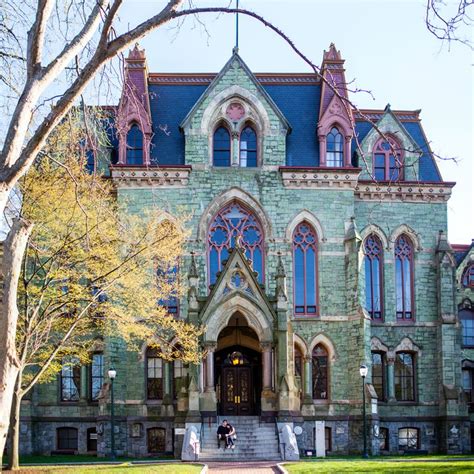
[7,374,22,470]
[0,218,32,459]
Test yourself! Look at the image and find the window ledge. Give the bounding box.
[110,165,191,188]
[279,167,360,190]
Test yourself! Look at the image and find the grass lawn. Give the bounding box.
[3,463,202,473]
[1,455,173,464]
[285,460,474,473]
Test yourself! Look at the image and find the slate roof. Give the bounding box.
[118,72,443,182]
[453,243,473,266]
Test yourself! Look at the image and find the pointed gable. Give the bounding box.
[180,52,291,134]
[200,246,276,329]
[357,104,425,181]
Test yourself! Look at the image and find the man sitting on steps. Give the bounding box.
[217,420,228,450]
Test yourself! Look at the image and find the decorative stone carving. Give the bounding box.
[280,167,360,189]
[110,166,191,188]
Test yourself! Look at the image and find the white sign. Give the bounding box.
[175,428,186,435]
[315,421,326,458]
[293,426,303,435]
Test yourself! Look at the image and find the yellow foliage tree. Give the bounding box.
[6,111,201,469]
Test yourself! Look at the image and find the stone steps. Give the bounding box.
[199,416,281,461]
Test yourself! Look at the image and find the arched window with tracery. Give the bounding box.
[312,344,328,399]
[373,137,403,181]
[293,222,318,316]
[208,201,264,285]
[326,127,344,167]
[395,234,414,321]
[462,264,474,288]
[240,126,257,167]
[364,234,383,320]
[126,123,143,165]
[213,126,231,167]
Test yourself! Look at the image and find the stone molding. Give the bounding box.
[110,165,191,187]
[279,167,361,189]
[355,181,454,203]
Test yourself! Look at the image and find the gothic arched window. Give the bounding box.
[326,126,344,167]
[240,126,257,167]
[462,264,474,288]
[395,235,414,321]
[364,234,383,320]
[126,124,143,165]
[373,137,403,181]
[213,126,231,167]
[207,201,264,285]
[293,222,318,316]
[312,344,328,399]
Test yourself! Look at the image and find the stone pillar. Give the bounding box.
[232,131,239,167]
[80,365,88,402]
[163,362,172,398]
[344,135,352,166]
[262,343,273,391]
[205,349,215,392]
[201,343,217,414]
[304,357,313,401]
[301,356,315,416]
[318,135,326,165]
[386,355,395,402]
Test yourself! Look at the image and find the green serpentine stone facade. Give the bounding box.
[13,45,473,459]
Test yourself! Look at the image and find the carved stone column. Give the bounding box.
[261,343,273,391]
[80,365,88,403]
[201,343,217,414]
[205,345,216,392]
[304,356,313,401]
[386,354,396,402]
[344,135,352,166]
[301,356,315,416]
[232,131,239,167]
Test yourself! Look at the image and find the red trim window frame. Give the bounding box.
[373,136,404,181]
[462,264,474,288]
[364,234,384,321]
[207,200,265,287]
[326,126,344,167]
[395,234,415,322]
[292,221,319,317]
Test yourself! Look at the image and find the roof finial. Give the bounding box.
[234,0,239,53]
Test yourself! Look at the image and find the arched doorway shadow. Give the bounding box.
[215,313,261,416]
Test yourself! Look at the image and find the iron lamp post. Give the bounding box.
[108,368,117,459]
[359,364,369,459]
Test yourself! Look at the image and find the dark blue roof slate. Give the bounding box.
[262,84,320,166]
[124,79,442,182]
[403,121,441,182]
[149,84,207,165]
[352,119,442,182]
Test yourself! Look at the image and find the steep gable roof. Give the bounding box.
[180,51,291,132]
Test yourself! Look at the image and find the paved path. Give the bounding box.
[207,461,279,473]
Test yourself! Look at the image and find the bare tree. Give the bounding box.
[425,0,473,47]
[0,0,455,456]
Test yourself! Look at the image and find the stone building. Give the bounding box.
[16,43,473,459]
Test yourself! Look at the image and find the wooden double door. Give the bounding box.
[221,366,253,416]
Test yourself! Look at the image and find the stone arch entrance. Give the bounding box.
[215,314,262,416]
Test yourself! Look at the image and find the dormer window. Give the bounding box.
[326,127,344,167]
[373,137,404,181]
[213,126,231,167]
[240,126,257,167]
[126,124,143,165]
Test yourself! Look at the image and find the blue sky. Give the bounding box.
[117,0,473,243]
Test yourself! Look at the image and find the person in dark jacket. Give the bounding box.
[217,420,228,449]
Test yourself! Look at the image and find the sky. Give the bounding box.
[117,0,473,243]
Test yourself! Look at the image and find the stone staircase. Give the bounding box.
[199,416,281,461]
